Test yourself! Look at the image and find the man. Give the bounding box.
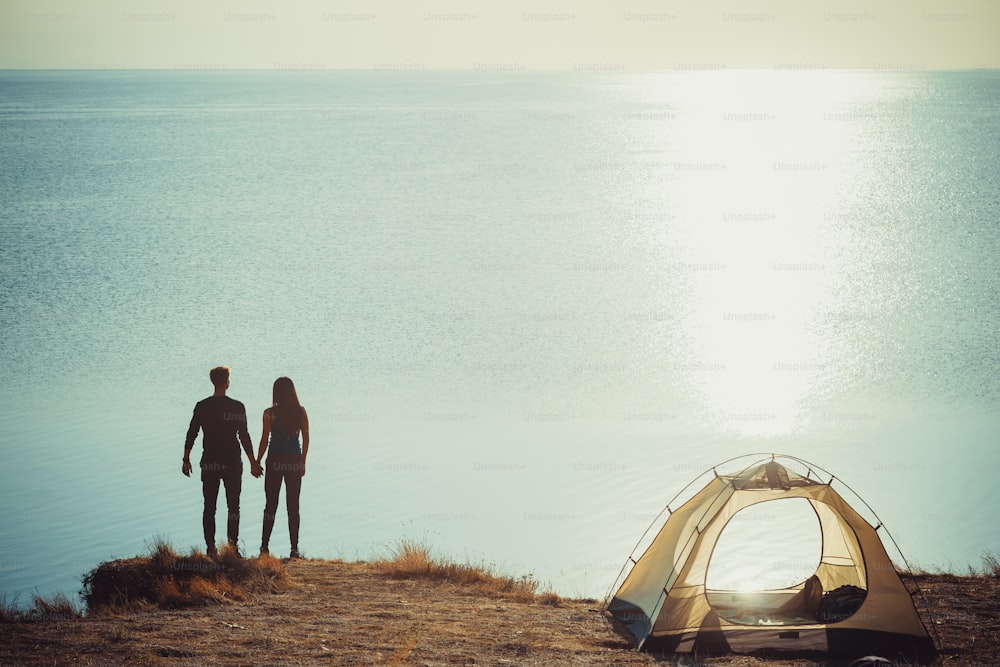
[183,366,262,556]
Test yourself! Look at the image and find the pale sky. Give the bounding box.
[0,0,997,70]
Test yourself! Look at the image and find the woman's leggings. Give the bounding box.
[262,454,303,550]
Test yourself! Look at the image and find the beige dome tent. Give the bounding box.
[604,454,936,660]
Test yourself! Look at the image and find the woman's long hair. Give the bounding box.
[272,376,303,433]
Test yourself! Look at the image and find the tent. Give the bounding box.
[604,454,936,660]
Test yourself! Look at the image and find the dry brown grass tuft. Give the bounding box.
[80,539,290,613]
[905,551,1000,580]
[0,594,22,623]
[982,551,1000,578]
[0,593,81,623]
[372,538,560,604]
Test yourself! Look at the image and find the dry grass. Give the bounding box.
[981,551,1000,578]
[0,592,81,623]
[903,550,1000,580]
[80,539,289,612]
[3,559,656,667]
[358,625,420,666]
[372,537,561,605]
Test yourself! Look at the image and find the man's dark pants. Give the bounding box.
[201,464,241,549]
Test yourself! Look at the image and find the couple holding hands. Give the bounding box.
[183,366,309,558]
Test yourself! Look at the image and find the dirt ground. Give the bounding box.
[1,561,996,666]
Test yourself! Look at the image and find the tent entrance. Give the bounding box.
[706,497,822,592]
[706,497,826,626]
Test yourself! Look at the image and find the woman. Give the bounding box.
[256,376,309,558]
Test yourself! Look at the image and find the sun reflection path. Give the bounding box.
[626,70,880,436]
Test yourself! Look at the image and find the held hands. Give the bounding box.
[242,459,302,478]
[183,459,264,478]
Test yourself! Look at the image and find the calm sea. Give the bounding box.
[1,70,998,604]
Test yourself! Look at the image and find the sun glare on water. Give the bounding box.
[626,70,879,437]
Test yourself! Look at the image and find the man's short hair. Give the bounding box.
[209,366,231,388]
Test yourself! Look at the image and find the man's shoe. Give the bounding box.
[289,549,302,559]
[207,546,218,558]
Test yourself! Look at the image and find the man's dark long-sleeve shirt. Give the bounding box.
[184,395,254,471]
